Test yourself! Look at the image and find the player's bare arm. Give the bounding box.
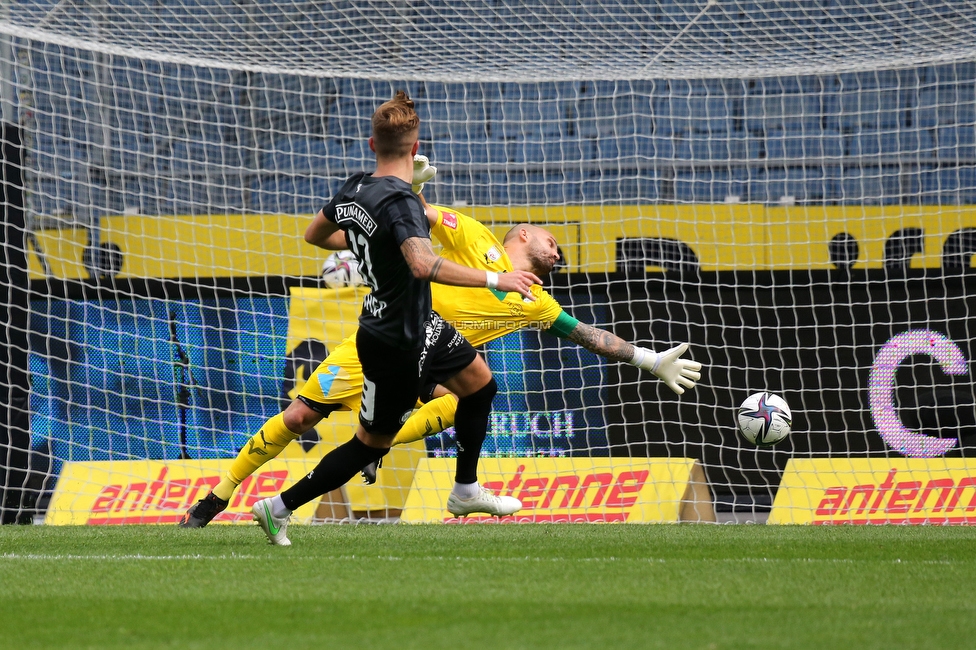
[304,209,348,250]
[561,320,702,394]
[321,229,349,250]
[424,202,438,226]
[565,321,635,363]
[399,236,542,300]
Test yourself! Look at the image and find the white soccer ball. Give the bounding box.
[321,250,364,288]
[736,391,792,447]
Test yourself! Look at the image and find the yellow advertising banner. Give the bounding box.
[400,457,715,523]
[769,458,976,525]
[46,459,325,525]
[28,206,976,279]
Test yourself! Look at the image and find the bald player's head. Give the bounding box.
[502,223,561,276]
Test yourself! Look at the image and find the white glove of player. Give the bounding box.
[629,343,702,395]
[412,154,437,194]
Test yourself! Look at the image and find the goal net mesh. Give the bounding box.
[2,0,975,525]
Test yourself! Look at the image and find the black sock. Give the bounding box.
[453,378,497,485]
[280,435,388,511]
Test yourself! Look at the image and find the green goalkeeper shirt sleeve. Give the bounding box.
[545,310,580,339]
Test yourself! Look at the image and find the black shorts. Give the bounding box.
[419,313,479,396]
[357,314,478,435]
[356,327,423,436]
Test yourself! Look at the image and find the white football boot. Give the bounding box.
[251,497,292,546]
[447,487,522,517]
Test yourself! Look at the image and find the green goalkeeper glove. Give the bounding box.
[412,154,437,194]
[629,343,702,395]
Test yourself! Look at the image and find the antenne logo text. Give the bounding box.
[815,468,976,522]
[87,467,287,523]
[481,465,649,511]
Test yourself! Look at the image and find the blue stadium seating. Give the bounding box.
[27,37,976,210]
[881,165,917,205]
[838,167,894,205]
[844,129,883,157]
[581,170,656,204]
[919,166,955,203]
[937,125,976,161]
[745,94,809,133]
[838,84,904,130]
[636,133,674,161]
[540,171,585,204]
[512,139,545,165]
[249,175,335,215]
[674,169,732,203]
[957,166,976,203]
[541,137,595,163]
[595,136,620,162]
[488,170,522,205]
[748,168,786,204]
[796,168,831,203]
[424,170,492,207]
[262,136,342,175]
[491,169,586,206]
[667,131,693,161]
[934,84,976,126]
[899,128,937,156]
[689,131,737,161]
[744,167,838,204]
[875,128,904,156]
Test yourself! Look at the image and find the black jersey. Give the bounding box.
[323,172,431,348]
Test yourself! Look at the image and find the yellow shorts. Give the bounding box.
[297,332,365,412]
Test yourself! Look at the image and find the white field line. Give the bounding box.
[0,553,260,561]
[0,553,960,565]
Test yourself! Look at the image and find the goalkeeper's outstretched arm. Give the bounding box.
[563,321,702,395]
[565,321,634,362]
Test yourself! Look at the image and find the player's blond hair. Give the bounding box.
[371,90,420,160]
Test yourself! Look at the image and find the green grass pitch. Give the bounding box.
[1,524,974,649]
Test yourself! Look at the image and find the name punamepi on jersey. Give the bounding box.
[334,201,377,235]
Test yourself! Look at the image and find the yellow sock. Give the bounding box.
[393,394,458,446]
[212,413,300,501]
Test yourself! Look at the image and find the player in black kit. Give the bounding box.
[251,91,542,545]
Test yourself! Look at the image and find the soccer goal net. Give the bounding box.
[1,1,975,525]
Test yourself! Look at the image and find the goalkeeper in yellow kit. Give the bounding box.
[179,156,702,527]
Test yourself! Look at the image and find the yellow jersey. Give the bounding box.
[428,205,578,348]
